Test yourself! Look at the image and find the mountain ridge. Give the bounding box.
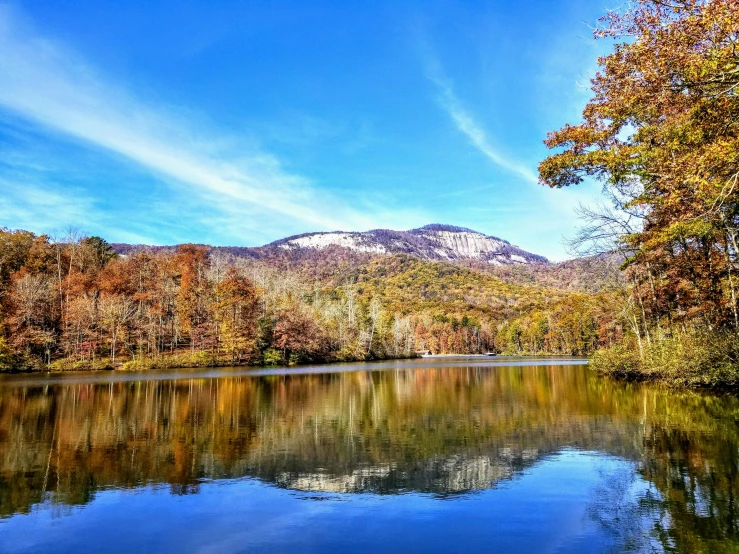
[111,224,548,266]
[268,224,548,265]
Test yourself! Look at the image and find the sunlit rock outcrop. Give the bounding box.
[271,224,547,265]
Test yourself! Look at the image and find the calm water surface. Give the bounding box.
[1,357,738,553]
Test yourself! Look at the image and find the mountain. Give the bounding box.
[1,224,620,375]
[268,224,548,265]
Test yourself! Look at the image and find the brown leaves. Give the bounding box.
[540,0,739,331]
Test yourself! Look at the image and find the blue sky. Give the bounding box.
[0,0,615,260]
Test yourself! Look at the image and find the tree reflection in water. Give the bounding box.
[1,361,739,551]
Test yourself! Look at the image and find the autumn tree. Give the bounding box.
[213,268,259,363]
[98,294,136,364]
[6,272,58,366]
[79,236,117,273]
[540,0,739,334]
[175,244,210,353]
[273,307,325,362]
[0,229,36,289]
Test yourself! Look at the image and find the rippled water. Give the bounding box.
[1,357,738,552]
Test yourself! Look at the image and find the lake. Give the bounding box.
[0,357,737,553]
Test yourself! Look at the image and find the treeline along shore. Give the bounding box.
[0,229,412,371]
[0,226,625,372]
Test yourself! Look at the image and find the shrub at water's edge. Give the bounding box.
[591,331,739,388]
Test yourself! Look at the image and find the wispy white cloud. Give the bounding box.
[0,4,397,239]
[0,179,152,244]
[0,179,92,230]
[421,48,538,184]
[416,33,607,260]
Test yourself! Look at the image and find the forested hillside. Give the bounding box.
[0,226,626,371]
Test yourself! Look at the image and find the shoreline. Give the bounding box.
[0,352,587,375]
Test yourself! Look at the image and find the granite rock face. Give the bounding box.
[270,224,548,265]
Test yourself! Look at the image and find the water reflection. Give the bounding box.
[1,359,739,551]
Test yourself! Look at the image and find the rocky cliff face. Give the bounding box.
[270,224,548,265]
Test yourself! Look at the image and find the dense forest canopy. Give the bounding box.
[0,226,624,371]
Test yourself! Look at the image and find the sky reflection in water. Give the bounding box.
[0,358,735,553]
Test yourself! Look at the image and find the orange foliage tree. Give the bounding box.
[540,0,739,336]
